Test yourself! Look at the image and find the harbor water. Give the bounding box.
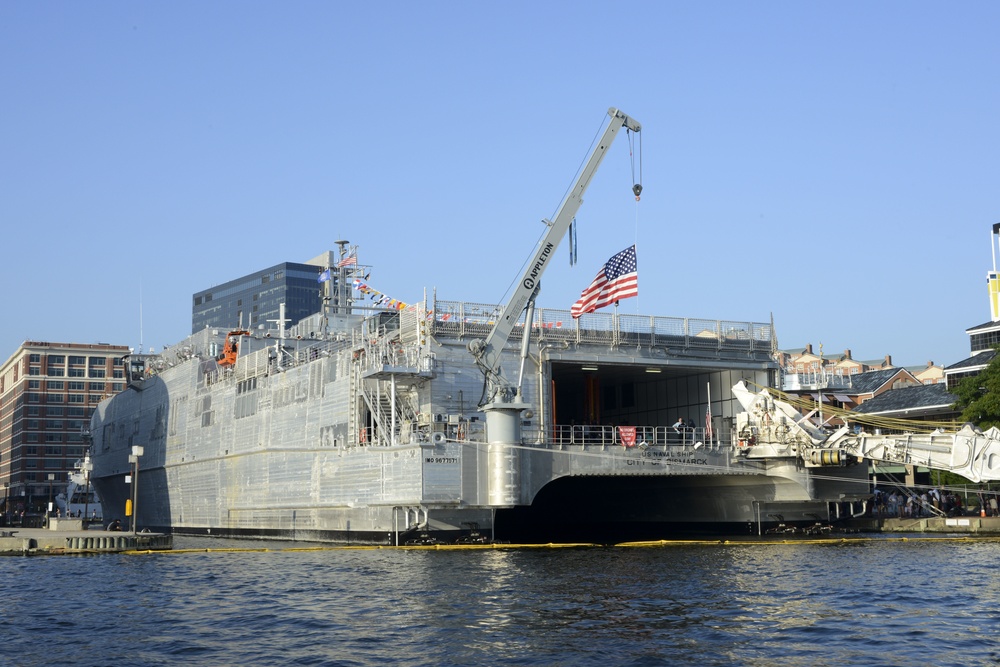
[2,536,998,666]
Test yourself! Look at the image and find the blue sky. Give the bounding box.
[2,2,998,368]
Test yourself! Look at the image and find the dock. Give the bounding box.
[0,519,172,556]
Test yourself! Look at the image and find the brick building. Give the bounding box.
[0,341,128,521]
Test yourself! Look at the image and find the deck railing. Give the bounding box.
[411,300,774,354]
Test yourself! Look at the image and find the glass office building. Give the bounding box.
[191,261,326,334]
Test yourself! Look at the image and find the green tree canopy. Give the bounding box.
[953,349,1000,430]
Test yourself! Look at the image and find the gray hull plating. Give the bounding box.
[90,302,864,543]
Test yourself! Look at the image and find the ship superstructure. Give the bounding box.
[88,108,1000,544]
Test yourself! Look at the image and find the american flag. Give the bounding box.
[570,245,638,318]
[337,254,357,268]
[705,404,713,440]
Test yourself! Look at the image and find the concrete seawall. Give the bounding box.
[0,527,172,556]
[845,515,1000,534]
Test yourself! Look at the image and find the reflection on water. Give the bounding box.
[1,538,999,666]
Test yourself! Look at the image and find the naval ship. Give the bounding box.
[88,109,1000,544]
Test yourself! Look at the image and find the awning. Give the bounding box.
[808,393,830,402]
[833,394,853,403]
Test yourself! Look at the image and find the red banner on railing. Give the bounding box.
[618,426,636,448]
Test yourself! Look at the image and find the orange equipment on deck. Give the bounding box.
[217,330,251,367]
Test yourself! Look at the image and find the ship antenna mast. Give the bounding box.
[139,279,144,354]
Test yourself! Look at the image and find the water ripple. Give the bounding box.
[2,539,1000,666]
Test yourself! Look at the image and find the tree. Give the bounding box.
[952,349,1000,430]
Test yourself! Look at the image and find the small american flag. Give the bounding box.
[570,245,638,318]
[337,255,357,268]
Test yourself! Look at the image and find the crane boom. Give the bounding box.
[732,381,1000,483]
[469,107,641,404]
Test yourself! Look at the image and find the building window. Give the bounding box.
[89,382,105,391]
[29,354,40,363]
[28,380,40,389]
[47,381,64,390]
[29,367,41,376]
[89,369,106,379]
[47,394,64,403]
[48,355,65,364]
[69,356,85,365]
[69,382,84,390]
[68,395,85,403]
[47,367,65,377]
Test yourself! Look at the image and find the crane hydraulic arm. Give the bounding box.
[732,381,1000,483]
[468,107,641,405]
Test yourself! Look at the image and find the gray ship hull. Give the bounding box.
[90,302,868,544]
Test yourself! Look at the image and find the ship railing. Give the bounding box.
[525,424,732,452]
[416,300,773,354]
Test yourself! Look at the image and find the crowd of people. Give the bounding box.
[872,487,1000,518]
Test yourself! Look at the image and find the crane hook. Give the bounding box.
[632,183,643,201]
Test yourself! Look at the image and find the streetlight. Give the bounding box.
[80,454,93,527]
[127,446,143,535]
[2,483,8,527]
[47,473,55,525]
